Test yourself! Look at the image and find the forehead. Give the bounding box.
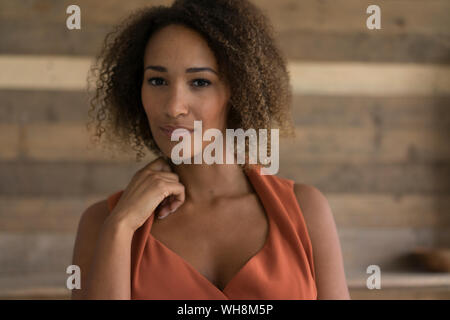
[143,24,218,67]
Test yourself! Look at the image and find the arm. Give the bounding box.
[294,183,351,300]
[71,200,134,299]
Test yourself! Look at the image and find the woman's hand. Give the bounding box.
[107,156,185,232]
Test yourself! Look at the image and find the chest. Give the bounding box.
[149,195,269,291]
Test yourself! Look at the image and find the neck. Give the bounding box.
[167,160,253,205]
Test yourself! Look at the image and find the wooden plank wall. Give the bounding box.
[0,0,449,299]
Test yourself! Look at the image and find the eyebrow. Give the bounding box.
[144,65,218,75]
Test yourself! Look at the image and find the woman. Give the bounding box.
[72,0,350,300]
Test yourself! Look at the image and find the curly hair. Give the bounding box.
[86,0,295,168]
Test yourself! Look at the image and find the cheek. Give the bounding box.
[202,95,229,128]
[141,87,159,119]
[141,86,150,112]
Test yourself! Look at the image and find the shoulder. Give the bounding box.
[293,183,333,229]
[77,199,110,231]
[74,199,112,249]
[292,183,351,299]
[71,199,110,299]
[292,183,336,251]
[73,199,110,255]
[75,190,123,239]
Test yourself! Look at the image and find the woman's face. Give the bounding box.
[141,24,231,161]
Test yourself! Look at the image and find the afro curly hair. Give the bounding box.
[86,0,295,168]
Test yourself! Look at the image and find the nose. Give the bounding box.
[164,82,189,118]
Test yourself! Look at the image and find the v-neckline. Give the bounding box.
[146,165,273,295]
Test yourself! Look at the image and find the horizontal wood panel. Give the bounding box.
[0,273,69,299]
[288,62,450,96]
[5,123,148,162]
[257,0,450,34]
[292,95,450,130]
[0,161,449,195]
[1,227,448,275]
[337,227,450,271]
[0,194,105,233]
[0,124,136,162]
[0,55,93,91]
[281,127,450,163]
[0,125,20,160]
[346,272,450,289]
[329,194,450,228]
[1,123,449,163]
[2,90,449,129]
[349,287,450,300]
[2,56,449,95]
[0,193,448,233]
[0,90,90,123]
[0,233,75,274]
[0,0,169,24]
[2,24,448,63]
[0,161,142,196]
[278,32,450,63]
[2,0,447,34]
[277,162,450,194]
[1,0,448,63]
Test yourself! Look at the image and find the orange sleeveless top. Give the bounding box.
[106,165,317,300]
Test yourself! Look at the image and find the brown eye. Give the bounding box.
[192,79,211,87]
[148,77,167,86]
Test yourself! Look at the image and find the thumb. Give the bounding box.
[168,198,183,213]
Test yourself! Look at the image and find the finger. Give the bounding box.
[157,206,172,219]
[154,180,183,210]
[155,197,170,216]
[168,198,184,213]
[138,157,169,173]
[157,184,185,219]
[157,198,182,219]
[159,159,173,173]
[156,196,175,219]
[152,171,180,182]
[151,157,172,172]
[136,168,179,186]
[167,184,185,212]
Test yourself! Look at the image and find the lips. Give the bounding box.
[159,125,194,138]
